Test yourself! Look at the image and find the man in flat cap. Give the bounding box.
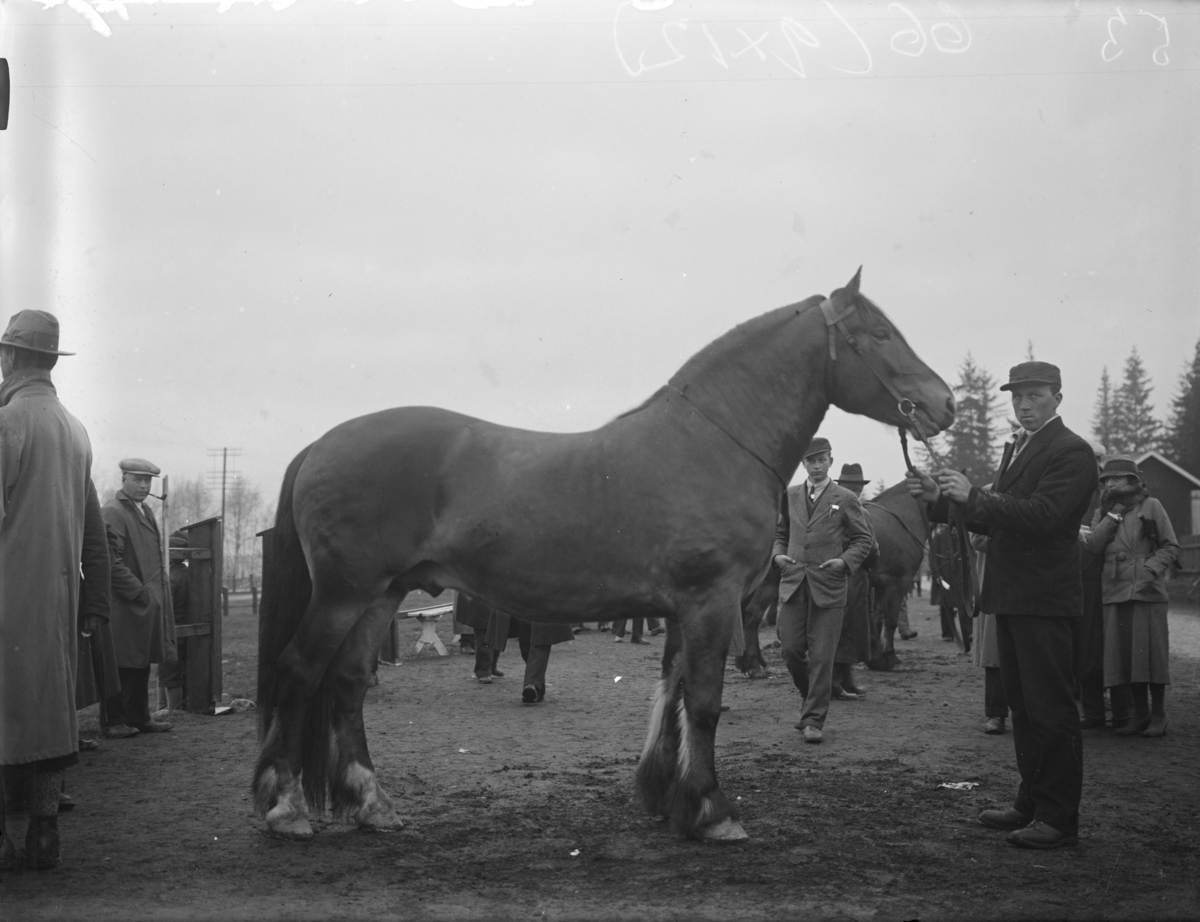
[907,361,1097,849]
[772,438,874,743]
[0,310,96,870]
[101,458,174,738]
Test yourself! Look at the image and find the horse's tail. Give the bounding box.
[256,443,314,741]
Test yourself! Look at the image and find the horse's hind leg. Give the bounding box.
[326,599,405,832]
[254,591,389,838]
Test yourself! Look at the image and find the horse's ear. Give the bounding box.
[846,266,862,294]
[829,267,863,308]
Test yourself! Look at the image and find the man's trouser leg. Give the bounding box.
[984,666,1008,718]
[995,615,1082,836]
[777,586,811,698]
[516,622,550,698]
[797,601,844,730]
[122,666,152,728]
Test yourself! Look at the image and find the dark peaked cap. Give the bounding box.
[999,361,1062,392]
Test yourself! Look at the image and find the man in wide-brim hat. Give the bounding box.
[0,310,100,870]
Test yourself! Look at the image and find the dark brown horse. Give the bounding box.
[862,483,929,670]
[253,269,955,843]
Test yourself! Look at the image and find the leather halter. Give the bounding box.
[819,296,913,416]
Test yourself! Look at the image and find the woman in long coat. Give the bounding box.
[453,594,574,703]
[1084,456,1179,738]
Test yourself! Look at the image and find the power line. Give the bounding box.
[205,448,242,523]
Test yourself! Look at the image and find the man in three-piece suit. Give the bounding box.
[773,438,874,744]
[907,361,1097,850]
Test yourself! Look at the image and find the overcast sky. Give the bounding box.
[1,0,1196,511]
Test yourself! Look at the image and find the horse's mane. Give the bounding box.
[613,294,827,421]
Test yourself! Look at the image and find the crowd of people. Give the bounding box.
[0,311,183,872]
[0,310,1182,874]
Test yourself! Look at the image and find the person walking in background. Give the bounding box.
[0,310,93,871]
[773,438,874,744]
[101,459,175,738]
[1084,456,1179,738]
[454,594,574,702]
[908,361,1097,850]
[612,617,663,644]
[968,533,1007,735]
[831,463,875,700]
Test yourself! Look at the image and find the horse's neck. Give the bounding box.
[665,300,830,481]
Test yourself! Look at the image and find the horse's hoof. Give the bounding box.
[701,818,749,842]
[267,815,314,840]
[864,657,892,672]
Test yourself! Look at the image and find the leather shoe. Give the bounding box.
[831,686,859,701]
[1142,714,1169,738]
[78,737,100,751]
[983,717,1006,735]
[475,673,493,684]
[978,807,1031,831]
[1115,715,1150,736]
[650,626,665,636]
[490,667,504,678]
[1079,716,1105,730]
[101,724,139,739]
[1006,820,1077,849]
[521,685,541,704]
[57,792,76,813]
[630,637,650,645]
[801,725,823,744]
[899,629,918,640]
[24,815,60,870]
[133,719,172,733]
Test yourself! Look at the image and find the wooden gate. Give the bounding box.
[173,517,224,713]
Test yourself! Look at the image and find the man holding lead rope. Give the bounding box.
[907,361,1097,850]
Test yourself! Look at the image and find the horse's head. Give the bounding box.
[822,269,955,440]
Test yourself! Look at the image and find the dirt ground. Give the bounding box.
[1,594,1197,921]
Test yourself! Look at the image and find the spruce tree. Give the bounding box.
[1110,347,1162,455]
[1091,367,1117,454]
[1163,336,1200,476]
[926,354,1003,483]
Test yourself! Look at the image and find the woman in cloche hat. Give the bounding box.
[1082,456,1179,737]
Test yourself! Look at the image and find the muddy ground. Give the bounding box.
[1,594,1197,921]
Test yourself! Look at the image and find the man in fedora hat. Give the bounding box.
[907,360,1097,849]
[773,438,874,743]
[101,458,175,738]
[832,463,876,701]
[0,310,96,870]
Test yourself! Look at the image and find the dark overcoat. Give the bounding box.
[933,416,1097,617]
[453,594,574,650]
[76,479,121,709]
[102,490,174,668]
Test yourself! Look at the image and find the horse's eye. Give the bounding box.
[872,327,891,342]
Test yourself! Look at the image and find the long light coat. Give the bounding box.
[1083,496,1179,604]
[773,482,874,609]
[102,490,173,668]
[0,370,92,765]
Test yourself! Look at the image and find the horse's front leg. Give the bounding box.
[638,598,747,842]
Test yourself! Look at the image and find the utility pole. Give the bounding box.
[206,447,242,522]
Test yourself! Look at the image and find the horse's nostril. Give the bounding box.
[945,396,956,415]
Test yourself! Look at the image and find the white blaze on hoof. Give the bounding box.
[345,763,404,832]
[267,813,315,840]
[701,818,749,842]
[265,774,312,839]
